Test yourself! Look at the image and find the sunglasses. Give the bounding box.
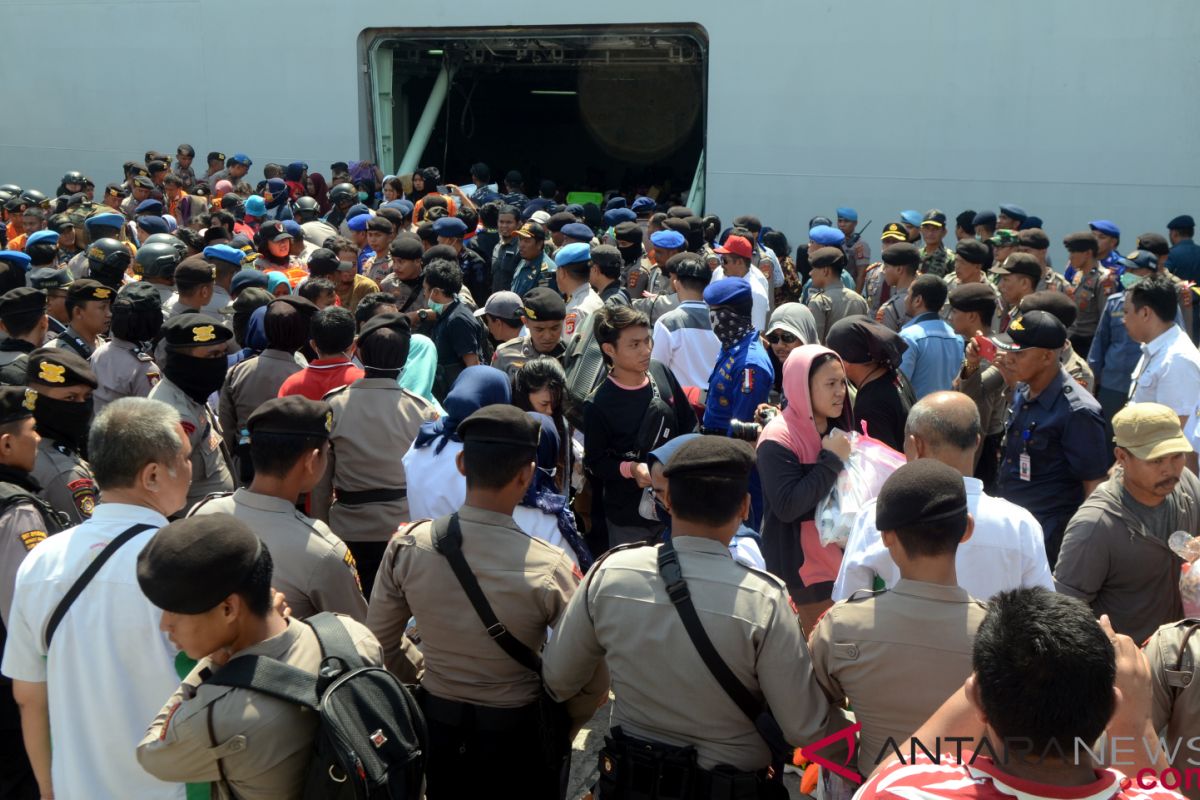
[765,331,798,345]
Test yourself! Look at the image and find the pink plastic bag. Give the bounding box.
[817,429,907,548]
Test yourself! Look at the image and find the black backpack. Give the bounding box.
[207,612,427,799]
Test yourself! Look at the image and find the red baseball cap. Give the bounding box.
[715,235,753,259]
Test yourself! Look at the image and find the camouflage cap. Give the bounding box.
[990,229,1020,247]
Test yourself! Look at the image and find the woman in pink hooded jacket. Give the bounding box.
[757,344,854,632]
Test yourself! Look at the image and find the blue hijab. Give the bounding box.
[523,412,593,572]
[227,304,270,367]
[412,365,511,454]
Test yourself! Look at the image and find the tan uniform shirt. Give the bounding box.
[490,336,565,381]
[91,338,161,414]
[879,286,911,332]
[47,325,96,359]
[0,499,51,625]
[192,489,366,620]
[218,349,305,453]
[367,508,598,715]
[542,536,830,772]
[31,440,96,526]
[941,273,1002,330]
[956,361,1010,437]
[564,284,604,343]
[1060,344,1095,393]
[137,617,383,800]
[808,284,870,344]
[809,580,988,776]
[312,378,438,542]
[1146,619,1200,800]
[148,377,234,510]
[379,274,427,313]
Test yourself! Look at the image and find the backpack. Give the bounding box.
[207,612,427,799]
[562,312,608,428]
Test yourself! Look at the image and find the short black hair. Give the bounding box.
[462,440,537,490]
[593,304,649,366]
[423,258,462,295]
[513,357,566,413]
[478,201,501,228]
[354,292,399,327]
[667,472,749,526]
[973,589,1115,752]
[298,277,335,304]
[236,543,274,616]
[2,309,43,338]
[250,431,327,479]
[910,274,948,313]
[457,206,478,230]
[1128,275,1178,323]
[955,210,977,231]
[496,204,519,222]
[310,305,356,354]
[892,514,967,558]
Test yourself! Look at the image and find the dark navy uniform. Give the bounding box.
[996,367,1109,565]
[703,331,773,436]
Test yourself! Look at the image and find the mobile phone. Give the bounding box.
[436,184,451,195]
[973,335,997,362]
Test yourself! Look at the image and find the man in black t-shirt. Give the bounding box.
[424,258,483,401]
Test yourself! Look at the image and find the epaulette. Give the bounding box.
[846,587,887,603]
[589,540,652,571]
[135,350,155,363]
[1061,381,1095,412]
[185,491,233,517]
[322,384,350,400]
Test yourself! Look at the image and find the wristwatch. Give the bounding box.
[418,309,430,322]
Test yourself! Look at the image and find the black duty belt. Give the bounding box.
[334,487,407,506]
[416,690,539,732]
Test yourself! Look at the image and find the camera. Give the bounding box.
[727,405,779,442]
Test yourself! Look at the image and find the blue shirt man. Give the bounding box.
[897,275,963,399]
[994,310,1110,567]
[1166,215,1200,283]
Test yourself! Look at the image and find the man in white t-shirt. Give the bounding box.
[2,398,194,800]
[650,253,720,390]
[835,391,1053,601]
[711,234,768,332]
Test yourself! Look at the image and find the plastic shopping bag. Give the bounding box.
[1170,531,1200,618]
[816,430,906,548]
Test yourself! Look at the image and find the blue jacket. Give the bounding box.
[898,312,964,399]
[704,331,774,434]
[1087,291,1186,395]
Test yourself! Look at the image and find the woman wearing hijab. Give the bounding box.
[513,413,593,571]
[825,315,915,452]
[757,345,854,632]
[307,172,332,214]
[402,364,511,519]
[398,333,444,416]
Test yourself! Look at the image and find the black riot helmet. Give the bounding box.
[295,195,320,221]
[0,184,21,196]
[19,189,47,208]
[142,233,187,261]
[134,241,182,282]
[87,238,133,289]
[329,182,356,208]
[62,171,85,187]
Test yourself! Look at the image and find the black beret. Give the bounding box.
[810,247,847,270]
[458,404,540,447]
[26,347,97,389]
[269,295,317,318]
[663,436,755,480]
[1062,231,1099,253]
[248,395,332,439]
[591,244,623,270]
[66,279,115,303]
[1017,228,1050,250]
[105,182,130,199]
[358,311,410,343]
[1168,215,1195,231]
[422,244,458,266]
[114,282,162,312]
[875,460,968,531]
[0,386,38,425]
[989,252,1042,281]
[612,221,642,243]
[389,236,423,260]
[366,216,395,234]
[667,252,707,280]
[954,239,989,265]
[1135,232,1171,257]
[1018,290,1077,329]
[128,162,150,178]
[137,514,264,614]
[972,210,997,228]
[231,287,273,316]
[881,242,920,268]
[547,211,576,232]
[174,256,216,285]
[307,248,341,275]
[147,160,169,174]
[160,314,233,348]
[132,176,155,191]
[0,287,46,318]
[522,287,566,322]
[948,283,998,314]
[207,151,226,163]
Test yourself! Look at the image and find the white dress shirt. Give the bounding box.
[1132,325,1200,431]
[833,475,1054,602]
[712,266,769,332]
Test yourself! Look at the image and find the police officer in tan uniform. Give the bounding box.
[90,283,163,415]
[192,396,367,622]
[148,315,235,512]
[490,287,566,379]
[47,279,113,360]
[368,405,605,800]
[26,349,98,526]
[543,437,829,796]
[136,515,385,800]
[312,312,438,596]
[218,297,313,481]
[0,386,66,625]
[809,459,988,778]
[1146,619,1200,800]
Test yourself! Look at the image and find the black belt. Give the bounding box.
[334,487,406,506]
[417,690,540,732]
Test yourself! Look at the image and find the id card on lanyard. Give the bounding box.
[1019,422,1037,482]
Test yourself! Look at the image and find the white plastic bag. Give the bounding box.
[817,431,907,548]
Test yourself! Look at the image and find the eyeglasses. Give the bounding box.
[765,331,798,345]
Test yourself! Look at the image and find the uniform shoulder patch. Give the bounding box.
[847,587,887,603]
[19,530,46,551]
[186,492,233,517]
[135,351,154,363]
[322,384,350,400]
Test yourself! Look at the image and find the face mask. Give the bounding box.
[618,243,642,264]
[709,307,754,349]
[357,191,369,202]
[1120,272,1143,290]
[427,300,445,314]
[163,351,229,404]
[34,396,94,454]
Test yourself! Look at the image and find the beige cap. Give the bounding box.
[1113,402,1194,460]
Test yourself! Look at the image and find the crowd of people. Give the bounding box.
[0,147,1199,800]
